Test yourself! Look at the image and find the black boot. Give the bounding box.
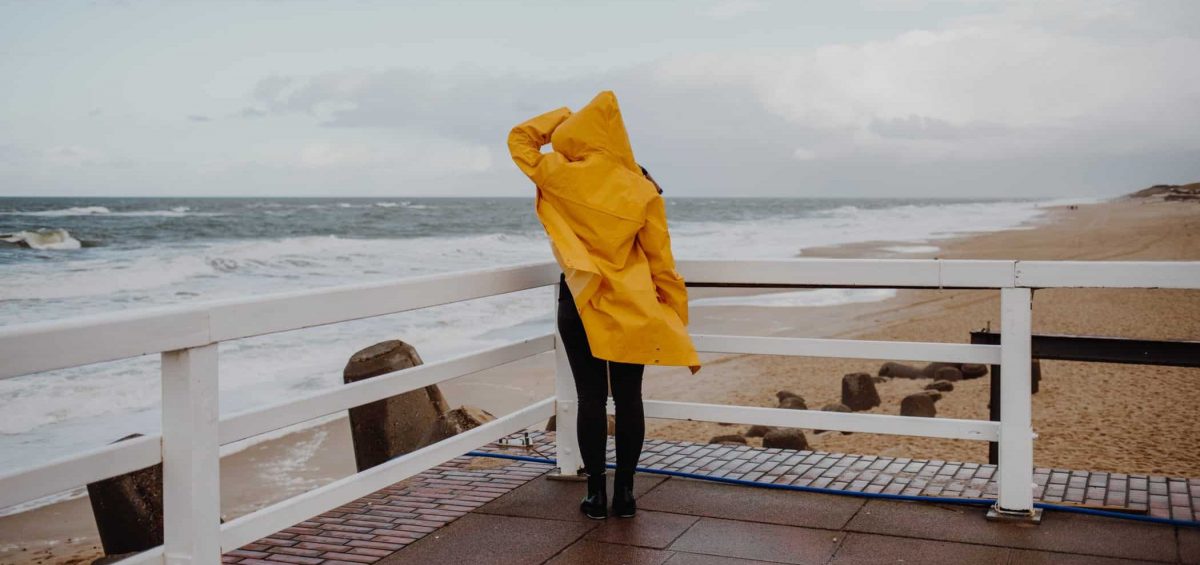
[612,472,636,518]
[580,472,608,519]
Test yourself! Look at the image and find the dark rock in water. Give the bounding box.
[710,434,748,445]
[901,393,937,417]
[932,366,964,382]
[925,380,955,392]
[746,424,775,437]
[763,428,809,450]
[879,362,923,379]
[841,373,881,411]
[86,434,163,556]
[816,403,853,435]
[420,405,497,445]
[961,364,988,378]
[344,340,450,472]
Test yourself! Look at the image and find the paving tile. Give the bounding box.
[1005,548,1167,564]
[376,513,594,565]
[662,553,780,565]
[583,510,699,549]
[1181,526,1200,565]
[845,499,1176,562]
[638,477,863,530]
[829,532,1008,564]
[545,540,673,565]
[668,517,840,564]
[475,472,667,522]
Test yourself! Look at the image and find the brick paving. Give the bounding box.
[225,429,1200,564]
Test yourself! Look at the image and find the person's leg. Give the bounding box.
[556,275,609,479]
[608,360,646,481]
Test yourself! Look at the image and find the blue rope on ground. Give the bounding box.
[464,450,1200,528]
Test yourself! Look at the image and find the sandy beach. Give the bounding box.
[3,195,1198,564]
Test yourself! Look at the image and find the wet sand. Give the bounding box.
[4,196,1198,563]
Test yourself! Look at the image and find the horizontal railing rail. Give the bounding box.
[0,258,1196,563]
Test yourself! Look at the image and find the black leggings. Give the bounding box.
[556,273,645,479]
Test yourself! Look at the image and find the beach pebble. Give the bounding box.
[879,361,923,379]
[901,393,938,417]
[709,434,748,445]
[842,373,882,411]
[763,428,810,450]
[925,380,955,392]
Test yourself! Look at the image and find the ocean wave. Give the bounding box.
[1,228,82,250]
[1,205,205,217]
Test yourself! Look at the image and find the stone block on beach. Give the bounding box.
[344,340,451,472]
[86,434,163,557]
[841,372,881,411]
[709,434,748,445]
[878,361,923,379]
[815,403,853,435]
[925,380,955,392]
[900,393,937,418]
[777,390,808,410]
[420,405,497,445]
[762,428,809,450]
[746,424,774,437]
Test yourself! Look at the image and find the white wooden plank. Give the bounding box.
[552,282,583,476]
[691,334,1002,364]
[161,345,221,565]
[219,334,554,445]
[0,434,161,509]
[639,400,999,441]
[112,547,164,565]
[1017,261,1200,289]
[219,396,555,550]
[0,307,210,379]
[940,260,1017,288]
[207,261,560,342]
[677,259,941,288]
[997,288,1034,512]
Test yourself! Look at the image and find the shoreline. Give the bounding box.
[4,196,1198,563]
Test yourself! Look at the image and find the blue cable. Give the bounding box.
[464,450,1200,528]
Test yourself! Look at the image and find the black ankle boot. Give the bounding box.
[612,472,636,518]
[580,472,608,519]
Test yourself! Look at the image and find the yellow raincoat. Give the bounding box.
[508,91,701,373]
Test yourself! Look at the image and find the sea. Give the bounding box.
[0,195,1084,514]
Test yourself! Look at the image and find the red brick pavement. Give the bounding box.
[224,429,1200,564]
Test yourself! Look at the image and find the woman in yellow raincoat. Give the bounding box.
[508,90,700,520]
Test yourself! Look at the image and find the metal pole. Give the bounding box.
[551,282,584,478]
[990,288,1041,523]
[162,344,222,563]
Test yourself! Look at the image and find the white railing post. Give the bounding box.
[162,344,222,564]
[551,282,583,478]
[991,288,1041,522]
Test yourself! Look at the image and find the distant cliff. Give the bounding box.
[1128,182,1200,201]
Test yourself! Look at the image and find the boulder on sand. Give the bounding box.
[710,434,748,445]
[960,363,988,378]
[420,406,496,445]
[746,424,775,437]
[841,373,881,411]
[900,393,937,417]
[925,380,954,392]
[878,362,923,379]
[763,428,809,450]
[777,390,808,410]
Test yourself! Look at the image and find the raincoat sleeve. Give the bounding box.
[507,107,572,184]
[638,194,689,326]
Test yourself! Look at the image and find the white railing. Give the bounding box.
[0,258,1196,564]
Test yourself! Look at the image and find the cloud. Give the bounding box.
[187,114,212,122]
[700,0,767,20]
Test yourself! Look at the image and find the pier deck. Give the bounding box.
[225,430,1200,565]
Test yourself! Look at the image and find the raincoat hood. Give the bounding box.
[550,91,640,174]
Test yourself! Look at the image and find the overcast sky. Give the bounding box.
[1,0,1198,198]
